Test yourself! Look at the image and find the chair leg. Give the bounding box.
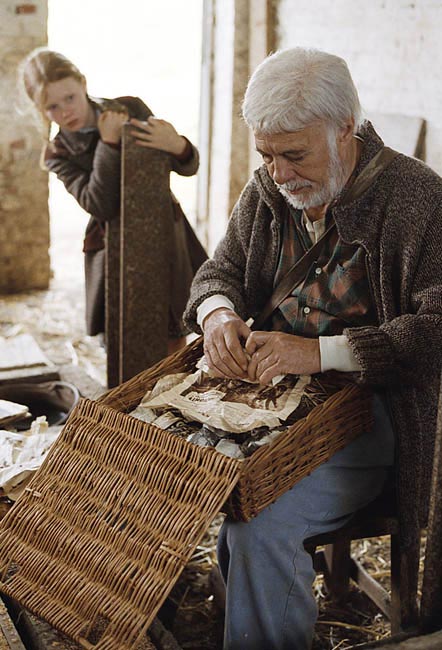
[208,564,226,611]
[322,540,352,602]
[390,531,419,633]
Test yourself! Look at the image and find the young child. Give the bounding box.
[21,48,206,353]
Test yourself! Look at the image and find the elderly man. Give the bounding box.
[184,47,442,649]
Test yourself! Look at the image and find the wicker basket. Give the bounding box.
[0,337,372,650]
[98,337,373,521]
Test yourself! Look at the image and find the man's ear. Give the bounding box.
[338,117,356,144]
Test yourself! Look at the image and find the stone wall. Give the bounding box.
[0,1,49,293]
[277,0,442,174]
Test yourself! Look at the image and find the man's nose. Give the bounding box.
[272,157,293,185]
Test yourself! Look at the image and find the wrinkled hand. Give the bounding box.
[203,309,252,379]
[245,331,321,384]
[130,116,187,156]
[98,110,128,144]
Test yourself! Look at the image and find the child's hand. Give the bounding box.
[130,116,187,156]
[98,110,128,144]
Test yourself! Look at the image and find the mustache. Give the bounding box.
[277,180,313,191]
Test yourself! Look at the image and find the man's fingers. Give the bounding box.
[202,310,252,379]
[130,120,153,135]
[247,356,257,381]
[247,346,272,382]
[245,330,269,354]
[130,126,150,136]
[215,335,248,377]
[205,341,244,379]
[224,329,248,372]
[256,359,279,385]
[203,345,231,378]
[238,320,252,340]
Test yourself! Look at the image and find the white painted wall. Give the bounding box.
[203,0,250,254]
[277,0,442,173]
[208,0,236,251]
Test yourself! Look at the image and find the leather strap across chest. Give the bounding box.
[251,146,399,331]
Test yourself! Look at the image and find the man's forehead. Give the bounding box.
[254,123,326,152]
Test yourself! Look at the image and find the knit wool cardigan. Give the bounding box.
[184,122,442,555]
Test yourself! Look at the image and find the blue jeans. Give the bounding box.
[217,393,395,650]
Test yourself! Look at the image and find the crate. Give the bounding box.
[0,338,372,650]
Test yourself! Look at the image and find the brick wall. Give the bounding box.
[0,1,49,292]
[277,0,442,174]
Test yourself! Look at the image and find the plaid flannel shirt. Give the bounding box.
[271,207,377,336]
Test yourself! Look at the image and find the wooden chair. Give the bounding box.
[304,476,420,634]
[306,371,442,640]
[208,475,421,634]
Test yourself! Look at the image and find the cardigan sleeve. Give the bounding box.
[345,201,442,387]
[184,178,261,333]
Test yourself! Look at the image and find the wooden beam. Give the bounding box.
[349,556,391,619]
[356,629,442,649]
[0,598,26,649]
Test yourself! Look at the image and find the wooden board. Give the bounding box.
[0,599,25,650]
[366,112,426,160]
[359,630,442,649]
[0,335,57,386]
[0,335,52,372]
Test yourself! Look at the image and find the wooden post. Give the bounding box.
[106,124,173,387]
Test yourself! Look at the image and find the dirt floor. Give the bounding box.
[0,272,425,650]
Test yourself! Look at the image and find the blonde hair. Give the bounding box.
[19,48,85,127]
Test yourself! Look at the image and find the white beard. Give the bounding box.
[276,136,349,210]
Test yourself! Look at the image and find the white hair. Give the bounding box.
[242,47,362,135]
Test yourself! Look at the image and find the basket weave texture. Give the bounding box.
[99,337,373,521]
[0,396,240,649]
[0,337,372,649]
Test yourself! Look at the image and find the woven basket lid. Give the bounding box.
[0,398,241,650]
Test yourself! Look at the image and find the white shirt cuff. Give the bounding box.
[197,295,236,330]
[319,334,362,373]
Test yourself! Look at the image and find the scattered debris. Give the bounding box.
[0,416,62,500]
